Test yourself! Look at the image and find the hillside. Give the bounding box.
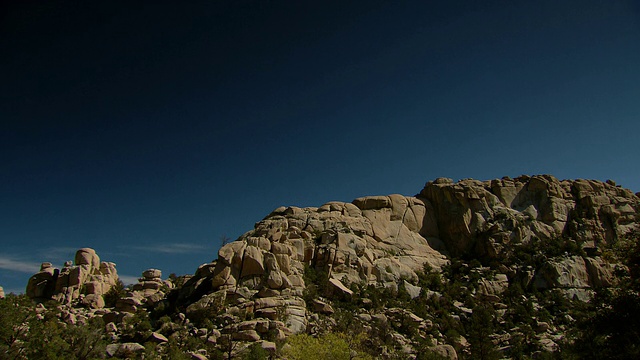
[4,175,640,359]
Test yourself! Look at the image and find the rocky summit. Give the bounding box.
[9,175,640,359]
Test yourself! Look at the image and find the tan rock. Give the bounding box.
[535,256,590,289]
[312,299,334,314]
[327,277,353,300]
[75,248,100,269]
[190,353,208,360]
[218,241,246,268]
[241,246,264,277]
[267,271,284,289]
[148,332,168,343]
[260,341,277,355]
[82,294,105,309]
[353,196,392,210]
[105,343,145,357]
[429,344,458,359]
[142,269,162,280]
[478,274,509,296]
[233,330,260,342]
[584,257,616,287]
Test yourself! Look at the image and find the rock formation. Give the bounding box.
[0,285,4,299]
[26,248,119,308]
[167,175,638,347]
[173,194,450,340]
[418,175,638,258]
[115,268,172,313]
[18,175,640,359]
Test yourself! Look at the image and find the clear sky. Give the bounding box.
[2,1,639,294]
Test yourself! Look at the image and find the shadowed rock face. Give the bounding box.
[417,175,639,259]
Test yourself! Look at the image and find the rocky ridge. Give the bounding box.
[20,175,640,359]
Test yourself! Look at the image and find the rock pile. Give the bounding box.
[116,268,171,313]
[26,248,119,308]
[174,194,452,343]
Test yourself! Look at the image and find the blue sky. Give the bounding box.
[2,1,639,294]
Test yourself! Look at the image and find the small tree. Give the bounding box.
[467,303,499,360]
[567,231,640,359]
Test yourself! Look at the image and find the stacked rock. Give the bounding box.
[116,268,170,313]
[26,262,58,300]
[26,248,119,308]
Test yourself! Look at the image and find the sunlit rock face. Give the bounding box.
[175,193,450,339]
[26,248,119,308]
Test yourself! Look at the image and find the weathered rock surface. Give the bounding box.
[418,175,639,258]
[173,194,455,344]
[19,175,639,359]
[168,176,638,346]
[26,248,119,307]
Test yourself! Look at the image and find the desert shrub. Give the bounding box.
[283,332,372,360]
[120,309,153,343]
[302,264,329,305]
[103,280,126,308]
[0,294,108,360]
[243,342,269,360]
[565,230,640,359]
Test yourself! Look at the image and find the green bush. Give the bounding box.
[0,294,107,360]
[283,333,372,360]
[103,280,126,308]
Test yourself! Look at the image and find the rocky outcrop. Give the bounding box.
[418,175,639,258]
[169,176,638,346]
[532,255,616,301]
[26,248,119,308]
[174,194,451,343]
[0,285,4,299]
[116,268,172,313]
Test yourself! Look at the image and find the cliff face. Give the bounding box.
[418,175,638,259]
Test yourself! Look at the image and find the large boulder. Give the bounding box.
[26,263,59,300]
[105,342,145,357]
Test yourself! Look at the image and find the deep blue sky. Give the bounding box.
[2,1,639,294]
